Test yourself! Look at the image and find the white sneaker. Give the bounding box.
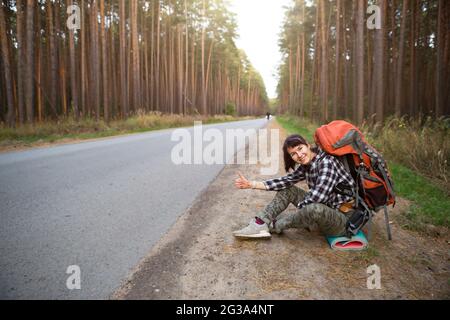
[233,218,271,239]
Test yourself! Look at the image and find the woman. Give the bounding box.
[233,134,356,239]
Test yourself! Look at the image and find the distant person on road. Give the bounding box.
[266,112,271,120]
[233,134,356,239]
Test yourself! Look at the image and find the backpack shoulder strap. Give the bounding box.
[339,154,351,173]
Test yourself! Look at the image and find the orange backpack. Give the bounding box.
[314,120,396,240]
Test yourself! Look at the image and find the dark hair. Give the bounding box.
[282,134,315,172]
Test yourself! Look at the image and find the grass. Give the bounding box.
[276,115,316,142]
[361,116,450,185]
[353,246,380,264]
[276,115,450,229]
[389,163,450,228]
[0,111,255,150]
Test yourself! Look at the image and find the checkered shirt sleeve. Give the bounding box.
[262,166,306,191]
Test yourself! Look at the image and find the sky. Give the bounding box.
[229,0,292,99]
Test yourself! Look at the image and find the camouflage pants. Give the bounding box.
[256,186,348,236]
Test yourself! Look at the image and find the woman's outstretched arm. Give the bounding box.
[234,172,268,190]
[262,167,305,191]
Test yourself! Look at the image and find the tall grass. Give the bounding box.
[361,116,450,187]
[276,115,317,142]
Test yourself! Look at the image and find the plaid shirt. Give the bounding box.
[263,149,356,210]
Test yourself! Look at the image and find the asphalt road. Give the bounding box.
[0,118,268,299]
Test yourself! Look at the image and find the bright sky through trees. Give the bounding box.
[230,0,291,99]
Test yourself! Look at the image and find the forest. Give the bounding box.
[0,0,268,127]
[1,0,449,128]
[277,0,449,124]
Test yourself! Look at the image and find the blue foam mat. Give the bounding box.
[326,230,369,251]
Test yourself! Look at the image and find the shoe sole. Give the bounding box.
[233,231,272,239]
[269,229,283,235]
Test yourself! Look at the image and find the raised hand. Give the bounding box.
[234,172,251,189]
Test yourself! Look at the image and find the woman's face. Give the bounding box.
[287,144,315,165]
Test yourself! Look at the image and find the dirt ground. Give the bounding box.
[112,120,450,300]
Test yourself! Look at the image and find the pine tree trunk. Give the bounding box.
[409,0,418,117]
[109,4,117,118]
[24,0,35,123]
[288,46,293,112]
[205,39,214,115]
[55,3,68,118]
[444,3,450,116]
[177,24,184,115]
[150,0,155,111]
[355,0,365,124]
[68,0,78,120]
[184,0,189,115]
[80,0,87,117]
[90,0,100,120]
[156,0,161,112]
[374,0,386,122]
[35,4,42,122]
[0,2,15,127]
[395,0,408,116]
[334,0,342,120]
[201,0,207,114]
[119,0,127,118]
[319,0,329,122]
[100,0,109,122]
[342,2,349,119]
[299,0,306,117]
[130,0,140,112]
[436,0,446,117]
[47,0,58,117]
[16,0,25,123]
[310,1,320,121]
